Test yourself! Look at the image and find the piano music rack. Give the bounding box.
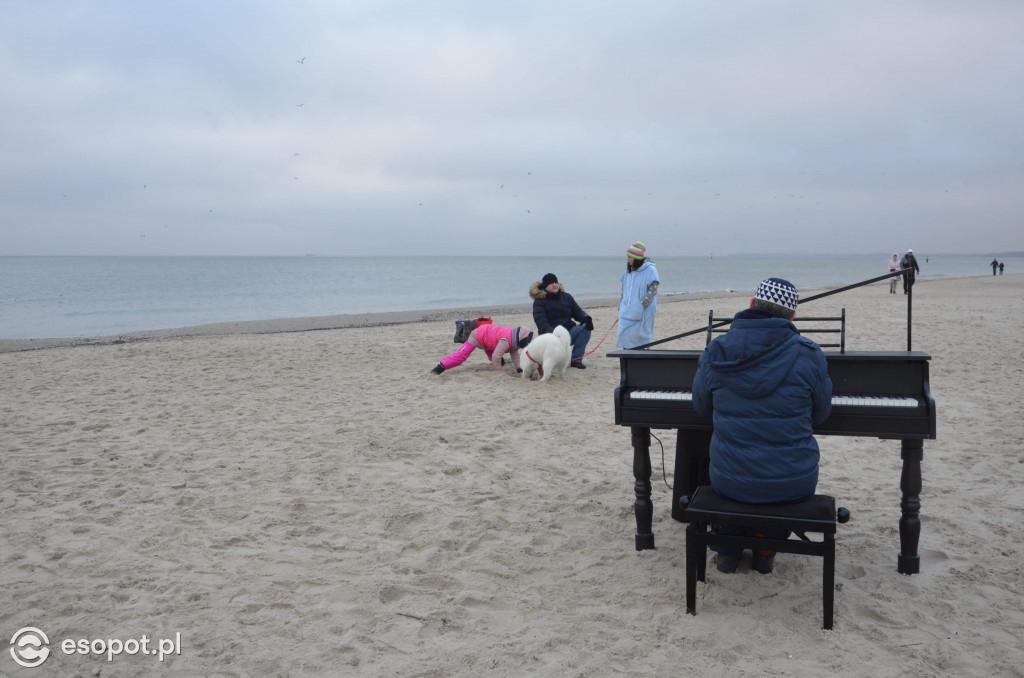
[632,266,915,352]
[706,308,847,352]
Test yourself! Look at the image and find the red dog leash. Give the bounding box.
[524,349,543,377]
[576,319,618,360]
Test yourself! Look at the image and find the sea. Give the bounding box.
[0,254,1015,340]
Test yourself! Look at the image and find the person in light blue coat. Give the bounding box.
[616,241,659,348]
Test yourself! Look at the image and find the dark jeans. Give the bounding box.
[568,323,591,362]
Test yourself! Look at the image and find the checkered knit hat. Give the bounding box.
[627,242,647,260]
[754,277,799,312]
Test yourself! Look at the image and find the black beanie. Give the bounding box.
[542,273,558,286]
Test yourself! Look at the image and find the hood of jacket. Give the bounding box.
[701,309,803,400]
[530,281,564,300]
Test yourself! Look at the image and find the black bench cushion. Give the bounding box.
[685,486,837,533]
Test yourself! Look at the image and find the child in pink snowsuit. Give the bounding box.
[430,325,533,375]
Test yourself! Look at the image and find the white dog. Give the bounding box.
[521,325,571,381]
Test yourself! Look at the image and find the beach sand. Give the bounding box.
[2,275,1022,677]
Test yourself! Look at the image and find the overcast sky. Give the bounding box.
[2,1,1022,257]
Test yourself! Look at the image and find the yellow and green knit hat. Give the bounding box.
[627,242,647,260]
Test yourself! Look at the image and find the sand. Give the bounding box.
[1,275,1022,677]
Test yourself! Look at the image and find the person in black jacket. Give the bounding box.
[529,273,594,368]
[901,249,920,294]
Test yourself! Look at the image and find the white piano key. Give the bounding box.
[629,390,919,408]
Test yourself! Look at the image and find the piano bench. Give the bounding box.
[683,485,850,630]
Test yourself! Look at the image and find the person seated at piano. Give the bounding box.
[616,241,660,348]
[529,273,594,369]
[692,277,833,575]
[429,325,534,375]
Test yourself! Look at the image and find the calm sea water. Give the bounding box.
[0,254,1015,339]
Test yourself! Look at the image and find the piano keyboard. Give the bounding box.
[628,390,919,408]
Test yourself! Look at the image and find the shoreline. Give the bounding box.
[2,272,1015,353]
[0,288,755,353]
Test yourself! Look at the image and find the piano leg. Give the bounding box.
[672,429,712,522]
[631,426,655,550]
[898,438,923,574]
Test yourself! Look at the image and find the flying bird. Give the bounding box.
[297,57,306,64]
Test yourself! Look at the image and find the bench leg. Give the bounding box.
[823,537,835,630]
[686,523,701,615]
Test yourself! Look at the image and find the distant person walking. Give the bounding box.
[999,261,1004,275]
[901,249,920,294]
[992,258,999,275]
[888,253,901,294]
[616,241,660,348]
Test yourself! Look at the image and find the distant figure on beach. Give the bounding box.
[992,258,999,275]
[530,273,594,369]
[888,253,901,294]
[692,277,833,575]
[901,249,920,294]
[430,325,533,375]
[617,241,660,348]
[999,261,1004,275]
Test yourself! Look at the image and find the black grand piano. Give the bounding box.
[609,271,937,574]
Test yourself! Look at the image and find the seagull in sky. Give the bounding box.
[297,57,306,64]
[296,103,304,107]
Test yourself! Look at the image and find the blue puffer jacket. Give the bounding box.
[692,309,833,503]
[529,281,591,334]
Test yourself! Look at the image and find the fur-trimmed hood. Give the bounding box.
[530,281,564,300]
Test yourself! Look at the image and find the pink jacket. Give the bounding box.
[473,324,522,369]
